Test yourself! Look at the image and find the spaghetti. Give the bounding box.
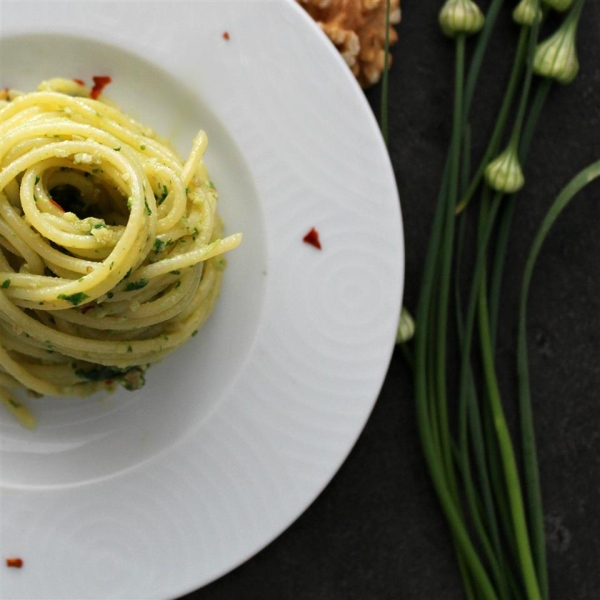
[0,78,241,426]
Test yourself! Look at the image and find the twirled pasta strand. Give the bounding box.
[0,78,240,424]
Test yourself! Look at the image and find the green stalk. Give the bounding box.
[469,377,525,599]
[456,426,512,600]
[470,18,545,596]
[518,160,600,599]
[478,188,524,566]
[489,79,551,349]
[478,289,542,600]
[455,191,512,600]
[519,80,552,162]
[381,0,415,364]
[481,388,521,567]
[464,0,507,112]
[505,11,542,155]
[427,284,444,456]
[456,133,506,575]
[457,26,530,213]
[380,0,391,145]
[476,20,550,596]
[454,190,506,594]
[414,34,499,599]
[436,34,466,495]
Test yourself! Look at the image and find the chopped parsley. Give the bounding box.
[74,365,146,391]
[157,183,169,205]
[1,279,11,289]
[57,292,90,306]
[153,238,165,254]
[125,278,148,291]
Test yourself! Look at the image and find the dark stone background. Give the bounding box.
[184,1,599,598]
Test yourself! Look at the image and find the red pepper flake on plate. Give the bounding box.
[6,558,23,568]
[303,227,322,250]
[223,31,230,40]
[73,78,85,86]
[91,75,112,100]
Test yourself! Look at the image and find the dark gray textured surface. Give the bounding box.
[183,1,600,598]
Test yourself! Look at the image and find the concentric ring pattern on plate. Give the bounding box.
[0,1,404,599]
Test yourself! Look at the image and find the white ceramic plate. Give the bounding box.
[0,1,403,598]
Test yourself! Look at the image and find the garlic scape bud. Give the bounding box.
[533,8,581,84]
[513,0,543,26]
[542,0,574,12]
[439,0,485,38]
[484,146,525,194]
[397,307,416,344]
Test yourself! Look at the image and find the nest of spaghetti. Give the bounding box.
[0,78,241,403]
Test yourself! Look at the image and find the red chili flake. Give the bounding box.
[223,31,230,40]
[302,227,322,250]
[49,199,64,212]
[90,76,112,100]
[73,78,85,86]
[6,558,23,568]
[81,304,95,315]
[105,380,113,385]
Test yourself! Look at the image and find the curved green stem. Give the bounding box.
[436,34,466,495]
[518,160,600,599]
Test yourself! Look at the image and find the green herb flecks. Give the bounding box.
[57,292,89,306]
[157,183,169,205]
[74,365,147,391]
[125,278,148,291]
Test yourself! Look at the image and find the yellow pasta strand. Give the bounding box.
[0,78,241,417]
